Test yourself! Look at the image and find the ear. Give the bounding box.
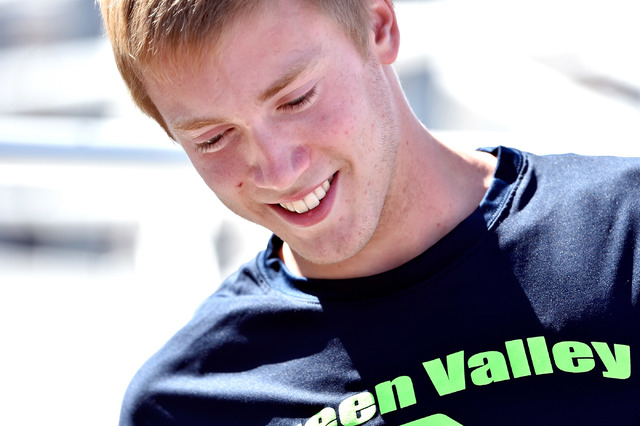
[369,0,400,64]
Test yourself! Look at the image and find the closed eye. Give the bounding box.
[279,86,317,112]
[195,128,234,154]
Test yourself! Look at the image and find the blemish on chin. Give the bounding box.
[237,182,243,188]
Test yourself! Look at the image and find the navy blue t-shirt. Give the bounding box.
[120,147,640,425]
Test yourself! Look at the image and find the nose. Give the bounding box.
[249,124,311,190]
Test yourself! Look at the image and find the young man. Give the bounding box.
[101,0,640,424]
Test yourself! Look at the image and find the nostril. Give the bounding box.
[292,145,311,171]
[252,144,311,190]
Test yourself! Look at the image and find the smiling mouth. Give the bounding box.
[279,176,333,214]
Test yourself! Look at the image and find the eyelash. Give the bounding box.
[279,86,317,112]
[195,86,318,154]
[196,130,231,154]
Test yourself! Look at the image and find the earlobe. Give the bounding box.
[369,0,400,64]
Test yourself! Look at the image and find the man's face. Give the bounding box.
[144,0,400,268]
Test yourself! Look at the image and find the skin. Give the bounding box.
[142,0,497,279]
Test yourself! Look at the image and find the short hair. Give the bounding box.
[99,0,376,137]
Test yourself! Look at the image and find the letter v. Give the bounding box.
[423,351,466,396]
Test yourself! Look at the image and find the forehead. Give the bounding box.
[143,0,333,83]
[141,0,354,129]
[159,3,333,85]
[222,2,325,65]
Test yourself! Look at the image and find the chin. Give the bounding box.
[289,228,373,269]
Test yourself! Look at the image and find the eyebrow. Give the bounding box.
[257,54,319,103]
[173,50,320,133]
[174,117,226,132]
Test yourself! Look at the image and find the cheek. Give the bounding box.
[310,95,360,148]
[190,151,246,197]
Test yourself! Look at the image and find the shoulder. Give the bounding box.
[119,252,319,425]
[508,150,640,218]
[526,151,640,191]
[496,149,640,279]
[118,262,267,424]
[492,150,640,333]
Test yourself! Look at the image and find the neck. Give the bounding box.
[283,67,497,279]
[283,132,496,280]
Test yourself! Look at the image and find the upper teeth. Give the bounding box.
[280,179,331,214]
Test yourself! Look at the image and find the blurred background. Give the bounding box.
[0,0,639,424]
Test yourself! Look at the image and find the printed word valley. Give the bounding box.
[423,336,630,396]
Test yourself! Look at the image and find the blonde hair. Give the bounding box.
[99,0,375,136]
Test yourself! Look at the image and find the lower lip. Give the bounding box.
[272,173,338,227]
